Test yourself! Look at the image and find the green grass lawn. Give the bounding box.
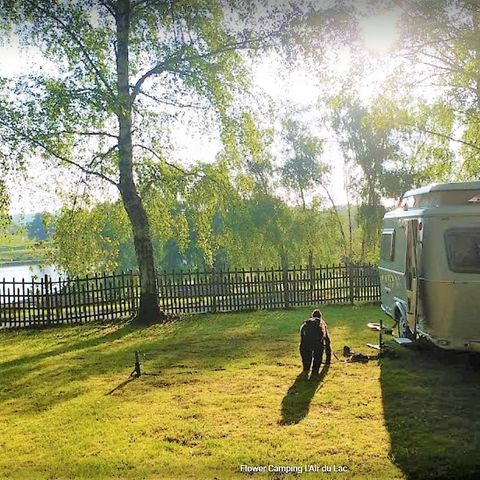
[1,305,480,479]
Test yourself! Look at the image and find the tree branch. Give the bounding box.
[132,143,192,175]
[99,0,116,17]
[0,118,119,186]
[130,46,189,103]
[130,24,286,104]
[87,144,118,170]
[25,0,116,100]
[137,88,208,110]
[44,144,119,186]
[52,130,118,139]
[409,123,480,151]
[131,0,163,8]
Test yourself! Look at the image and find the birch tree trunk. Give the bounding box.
[115,0,165,324]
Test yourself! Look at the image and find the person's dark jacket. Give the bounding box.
[300,318,325,346]
[300,317,332,363]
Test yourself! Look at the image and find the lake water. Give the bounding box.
[0,263,62,283]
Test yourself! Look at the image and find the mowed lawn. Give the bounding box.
[1,306,480,480]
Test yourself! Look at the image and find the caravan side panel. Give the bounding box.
[379,217,407,319]
[418,215,480,349]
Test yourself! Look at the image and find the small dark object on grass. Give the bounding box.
[343,343,398,363]
[347,353,369,363]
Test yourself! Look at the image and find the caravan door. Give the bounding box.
[405,219,419,336]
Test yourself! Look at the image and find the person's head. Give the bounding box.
[312,309,322,319]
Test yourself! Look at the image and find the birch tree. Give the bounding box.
[1,0,339,323]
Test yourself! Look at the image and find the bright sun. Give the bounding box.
[359,11,400,57]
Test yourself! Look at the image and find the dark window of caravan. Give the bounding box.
[381,229,395,262]
[445,228,480,273]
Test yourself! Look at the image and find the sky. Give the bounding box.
[0,5,403,216]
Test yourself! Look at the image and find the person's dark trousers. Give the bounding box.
[300,342,313,372]
[311,344,324,374]
[300,342,324,372]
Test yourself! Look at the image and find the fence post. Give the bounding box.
[281,259,290,309]
[130,271,137,314]
[308,251,314,289]
[308,255,315,304]
[44,273,52,324]
[210,267,217,313]
[1,277,5,327]
[374,263,381,301]
[347,262,355,305]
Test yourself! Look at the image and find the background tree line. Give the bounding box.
[43,87,463,277]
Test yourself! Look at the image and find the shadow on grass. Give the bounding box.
[0,319,137,370]
[106,376,137,396]
[280,363,330,425]
[0,314,294,413]
[381,344,480,480]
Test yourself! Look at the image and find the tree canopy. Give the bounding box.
[0,0,348,322]
[2,0,480,301]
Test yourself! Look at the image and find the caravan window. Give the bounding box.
[381,229,395,262]
[445,228,480,273]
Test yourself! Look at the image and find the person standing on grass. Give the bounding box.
[299,308,331,375]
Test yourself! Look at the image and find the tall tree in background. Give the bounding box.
[397,0,480,177]
[330,95,400,261]
[281,119,326,208]
[280,118,348,262]
[377,95,455,187]
[26,212,52,241]
[1,0,344,323]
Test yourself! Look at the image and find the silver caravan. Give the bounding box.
[379,181,480,352]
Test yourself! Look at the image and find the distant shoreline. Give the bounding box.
[0,260,45,268]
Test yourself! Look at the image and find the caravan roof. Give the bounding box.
[400,181,480,209]
[403,181,480,198]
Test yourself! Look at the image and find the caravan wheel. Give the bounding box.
[396,311,415,340]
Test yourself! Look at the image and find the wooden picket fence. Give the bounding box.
[0,263,380,329]
[0,271,138,329]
